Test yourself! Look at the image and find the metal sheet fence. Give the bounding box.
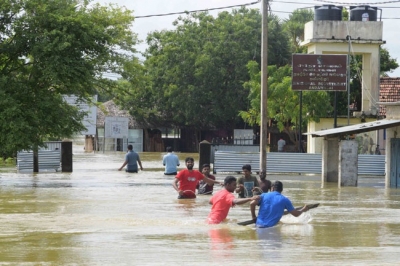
[17,151,61,172]
[358,154,385,175]
[210,145,259,163]
[214,151,385,176]
[17,141,62,172]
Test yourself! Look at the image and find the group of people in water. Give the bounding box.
[119,145,309,227]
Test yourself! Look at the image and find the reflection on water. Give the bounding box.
[1,145,400,264]
[209,228,234,261]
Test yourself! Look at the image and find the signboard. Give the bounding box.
[63,95,97,135]
[104,117,129,139]
[292,54,347,91]
[234,129,253,145]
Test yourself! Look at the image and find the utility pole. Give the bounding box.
[260,0,268,177]
[347,35,351,126]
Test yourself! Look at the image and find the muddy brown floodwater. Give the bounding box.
[0,145,400,265]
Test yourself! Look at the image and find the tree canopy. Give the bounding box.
[115,8,291,130]
[283,9,314,53]
[0,0,138,157]
[331,47,399,115]
[239,61,332,146]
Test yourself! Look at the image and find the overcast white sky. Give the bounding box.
[95,0,400,77]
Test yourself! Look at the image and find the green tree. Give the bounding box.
[116,8,291,131]
[239,61,332,148]
[380,47,399,76]
[0,0,138,158]
[283,9,314,53]
[332,47,399,115]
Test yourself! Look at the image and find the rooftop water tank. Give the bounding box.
[350,6,380,21]
[314,5,343,21]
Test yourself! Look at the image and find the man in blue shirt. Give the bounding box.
[163,146,180,175]
[250,181,308,228]
[118,145,143,173]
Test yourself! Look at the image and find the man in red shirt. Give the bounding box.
[172,157,221,199]
[207,176,258,224]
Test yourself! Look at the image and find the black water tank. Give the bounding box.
[314,5,343,21]
[350,6,377,21]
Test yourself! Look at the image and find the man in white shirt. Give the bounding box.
[277,138,286,152]
[163,146,180,175]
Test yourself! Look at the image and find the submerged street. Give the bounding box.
[0,145,399,265]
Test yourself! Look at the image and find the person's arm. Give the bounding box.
[118,160,128,171]
[266,180,272,192]
[138,158,143,170]
[172,177,183,196]
[234,195,259,206]
[235,178,243,193]
[203,176,222,186]
[235,184,244,194]
[250,196,260,219]
[289,205,309,217]
[252,177,261,194]
[252,186,263,195]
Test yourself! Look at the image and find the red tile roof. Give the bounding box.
[379,77,400,117]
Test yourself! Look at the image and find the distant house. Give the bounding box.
[95,100,166,152]
[95,100,261,153]
[379,77,400,117]
[306,77,400,154]
[372,77,400,154]
[96,100,144,152]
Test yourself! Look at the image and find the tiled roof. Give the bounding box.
[96,100,140,128]
[379,77,400,117]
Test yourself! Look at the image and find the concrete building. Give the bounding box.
[301,6,385,154]
[302,6,400,188]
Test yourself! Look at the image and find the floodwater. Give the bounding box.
[1,146,400,265]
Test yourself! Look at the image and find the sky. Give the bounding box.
[94,0,400,77]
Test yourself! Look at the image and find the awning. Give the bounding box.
[304,119,400,138]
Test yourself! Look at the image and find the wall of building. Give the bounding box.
[307,117,378,154]
[303,20,384,156]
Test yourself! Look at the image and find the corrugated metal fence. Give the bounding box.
[214,151,385,176]
[17,141,62,172]
[211,145,259,163]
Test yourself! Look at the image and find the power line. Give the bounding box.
[316,0,400,4]
[274,0,400,4]
[135,0,261,19]
[271,9,300,14]
[273,0,317,4]
[134,0,400,20]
